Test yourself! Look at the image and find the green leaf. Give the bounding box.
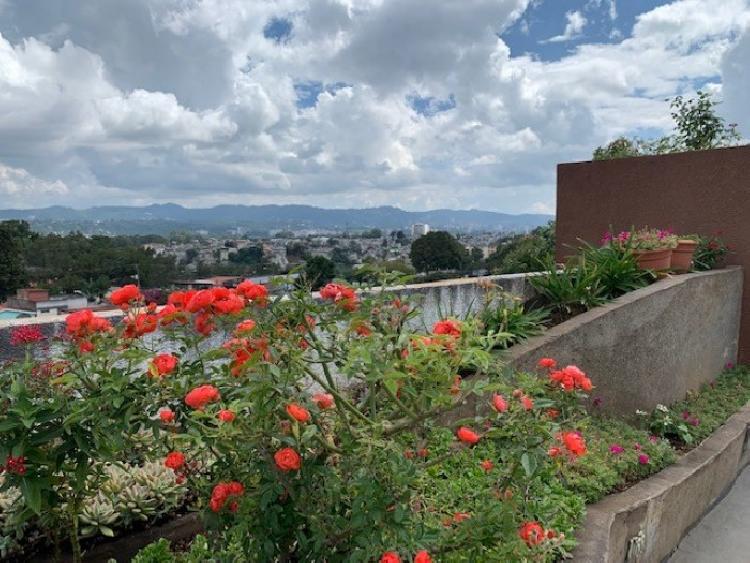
[520,453,537,477]
[100,525,115,538]
[20,478,42,514]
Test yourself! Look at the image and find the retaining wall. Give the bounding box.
[457,267,743,417]
[573,402,750,562]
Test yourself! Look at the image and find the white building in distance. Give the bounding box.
[411,224,430,237]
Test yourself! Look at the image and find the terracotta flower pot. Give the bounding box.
[632,248,672,271]
[670,239,698,272]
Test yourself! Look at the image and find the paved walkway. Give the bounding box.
[669,465,750,562]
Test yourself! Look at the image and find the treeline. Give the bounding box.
[0,221,178,300]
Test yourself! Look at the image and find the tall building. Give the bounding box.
[411,223,430,237]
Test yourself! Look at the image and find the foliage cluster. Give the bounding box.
[486,222,556,275]
[593,91,741,160]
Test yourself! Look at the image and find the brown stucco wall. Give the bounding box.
[556,144,750,361]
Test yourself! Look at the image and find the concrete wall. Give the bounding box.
[382,272,534,331]
[452,268,742,418]
[556,145,750,361]
[509,267,742,415]
[574,402,750,563]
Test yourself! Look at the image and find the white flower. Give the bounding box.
[635,409,648,416]
[656,404,669,413]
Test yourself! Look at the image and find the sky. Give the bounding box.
[0,0,749,214]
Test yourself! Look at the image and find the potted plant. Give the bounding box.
[627,228,677,271]
[670,235,699,273]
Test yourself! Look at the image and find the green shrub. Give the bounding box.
[480,296,549,348]
[580,242,653,300]
[529,255,606,318]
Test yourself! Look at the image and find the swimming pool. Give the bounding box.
[0,310,34,320]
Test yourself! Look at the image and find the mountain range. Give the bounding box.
[0,204,553,236]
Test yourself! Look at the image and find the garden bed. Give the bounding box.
[0,272,742,563]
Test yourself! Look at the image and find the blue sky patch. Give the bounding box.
[502,0,672,61]
[408,94,457,116]
[294,81,350,108]
[264,17,293,44]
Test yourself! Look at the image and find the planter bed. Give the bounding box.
[572,403,750,563]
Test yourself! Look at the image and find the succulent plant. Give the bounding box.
[80,493,118,537]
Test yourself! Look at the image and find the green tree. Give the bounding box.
[302,256,336,290]
[592,137,641,160]
[486,222,556,274]
[0,220,32,300]
[229,245,264,266]
[670,91,740,151]
[593,91,741,160]
[409,231,469,273]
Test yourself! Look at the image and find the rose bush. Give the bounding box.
[1,278,599,561]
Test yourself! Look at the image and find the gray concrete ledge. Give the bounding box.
[506,267,743,416]
[573,402,750,563]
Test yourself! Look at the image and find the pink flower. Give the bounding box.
[638,454,650,465]
[633,443,642,451]
[609,444,624,454]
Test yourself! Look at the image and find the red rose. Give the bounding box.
[234,319,257,334]
[519,521,546,546]
[549,365,592,393]
[319,283,358,311]
[186,290,215,313]
[164,451,185,470]
[380,552,401,563]
[185,385,221,410]
[520,395,534,411]
[414,551,431,563]
[123,313,158,339]
[456,426,480,445]
[286,403,311,423]
[561,431,587,456]
[537,357,557,370]
[492,393,508,413]
[218,409,236,422]
[480,460,494,472]
[274,447,301,472]
[66,309,112,338]
[432,319,461,336]
[210,481,245,512]
[159,408,175,423]
[152,353,178,377]
[236,280,269,305]
[110,284,143,308]
[212,292,245,315]
[312,393,335,410]
[194,312,216,336]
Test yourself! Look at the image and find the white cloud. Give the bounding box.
[545,11,587,43]
[0,163,69,203]
[0,0,748,213]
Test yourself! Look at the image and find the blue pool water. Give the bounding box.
[0,311,34,320]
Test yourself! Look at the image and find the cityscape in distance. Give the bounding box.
[0,203,553,236]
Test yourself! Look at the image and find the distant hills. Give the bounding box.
[0,204,553,236]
